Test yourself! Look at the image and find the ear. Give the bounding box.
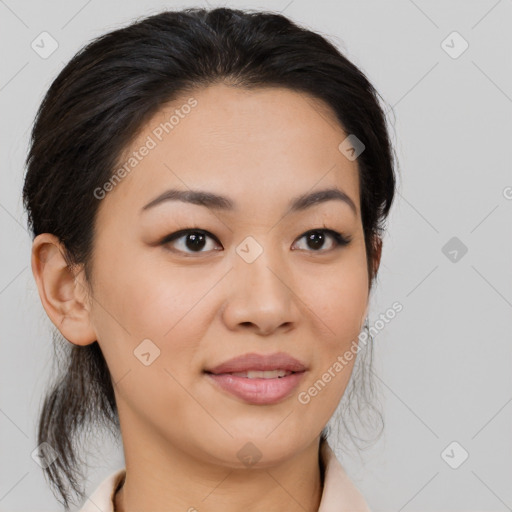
[31,233,97,346]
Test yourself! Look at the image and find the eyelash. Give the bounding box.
[159,227,352,256]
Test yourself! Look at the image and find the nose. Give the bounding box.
[220,244,301,336]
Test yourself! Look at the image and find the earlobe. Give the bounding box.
[31,233,97,346]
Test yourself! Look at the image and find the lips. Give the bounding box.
[203,352,308,405]
[204,351,308,375]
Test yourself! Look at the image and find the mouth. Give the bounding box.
[203,352,308,405]
[204,368,307,405]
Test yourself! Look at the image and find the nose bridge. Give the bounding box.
[234,234,289,299]
[222,233,299,333]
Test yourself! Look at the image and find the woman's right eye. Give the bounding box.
[160,229,222,255]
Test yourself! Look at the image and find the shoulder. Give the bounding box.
[318,439,372,512]
[78,468,126,512]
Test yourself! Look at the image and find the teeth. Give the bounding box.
[230,370,293,379]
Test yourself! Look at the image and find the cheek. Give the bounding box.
[298,252,368,409]
[303,255,368,342]
[89,249,212,383]
[89,259,208,423]
[94,247,212,337]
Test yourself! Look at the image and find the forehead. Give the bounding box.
[98,83,360,220]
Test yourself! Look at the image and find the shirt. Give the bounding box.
[78,439,371,511]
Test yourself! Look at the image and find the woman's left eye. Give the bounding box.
[160,228,351,255]
[293,229,352,252]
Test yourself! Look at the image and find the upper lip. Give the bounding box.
[205,352,308,374]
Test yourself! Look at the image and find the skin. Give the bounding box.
[31,83,381,512]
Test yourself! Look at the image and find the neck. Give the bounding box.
[114,425,324,512]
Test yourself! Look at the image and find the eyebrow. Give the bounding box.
[141,187,357,216]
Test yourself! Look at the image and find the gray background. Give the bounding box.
[1,0,511,510]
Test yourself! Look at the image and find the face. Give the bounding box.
[71,83,373,467]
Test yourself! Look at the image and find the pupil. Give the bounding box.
[307,231,324,250]
[186,232,206,251]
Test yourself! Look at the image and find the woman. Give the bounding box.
[23,7,397,511]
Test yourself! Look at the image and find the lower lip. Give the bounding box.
[205,371,306,405]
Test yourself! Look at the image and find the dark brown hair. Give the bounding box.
[23,7,397,509]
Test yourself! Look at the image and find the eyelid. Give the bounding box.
[292,228,352,252]
[159,227,351,254]
[159,228,222,254]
